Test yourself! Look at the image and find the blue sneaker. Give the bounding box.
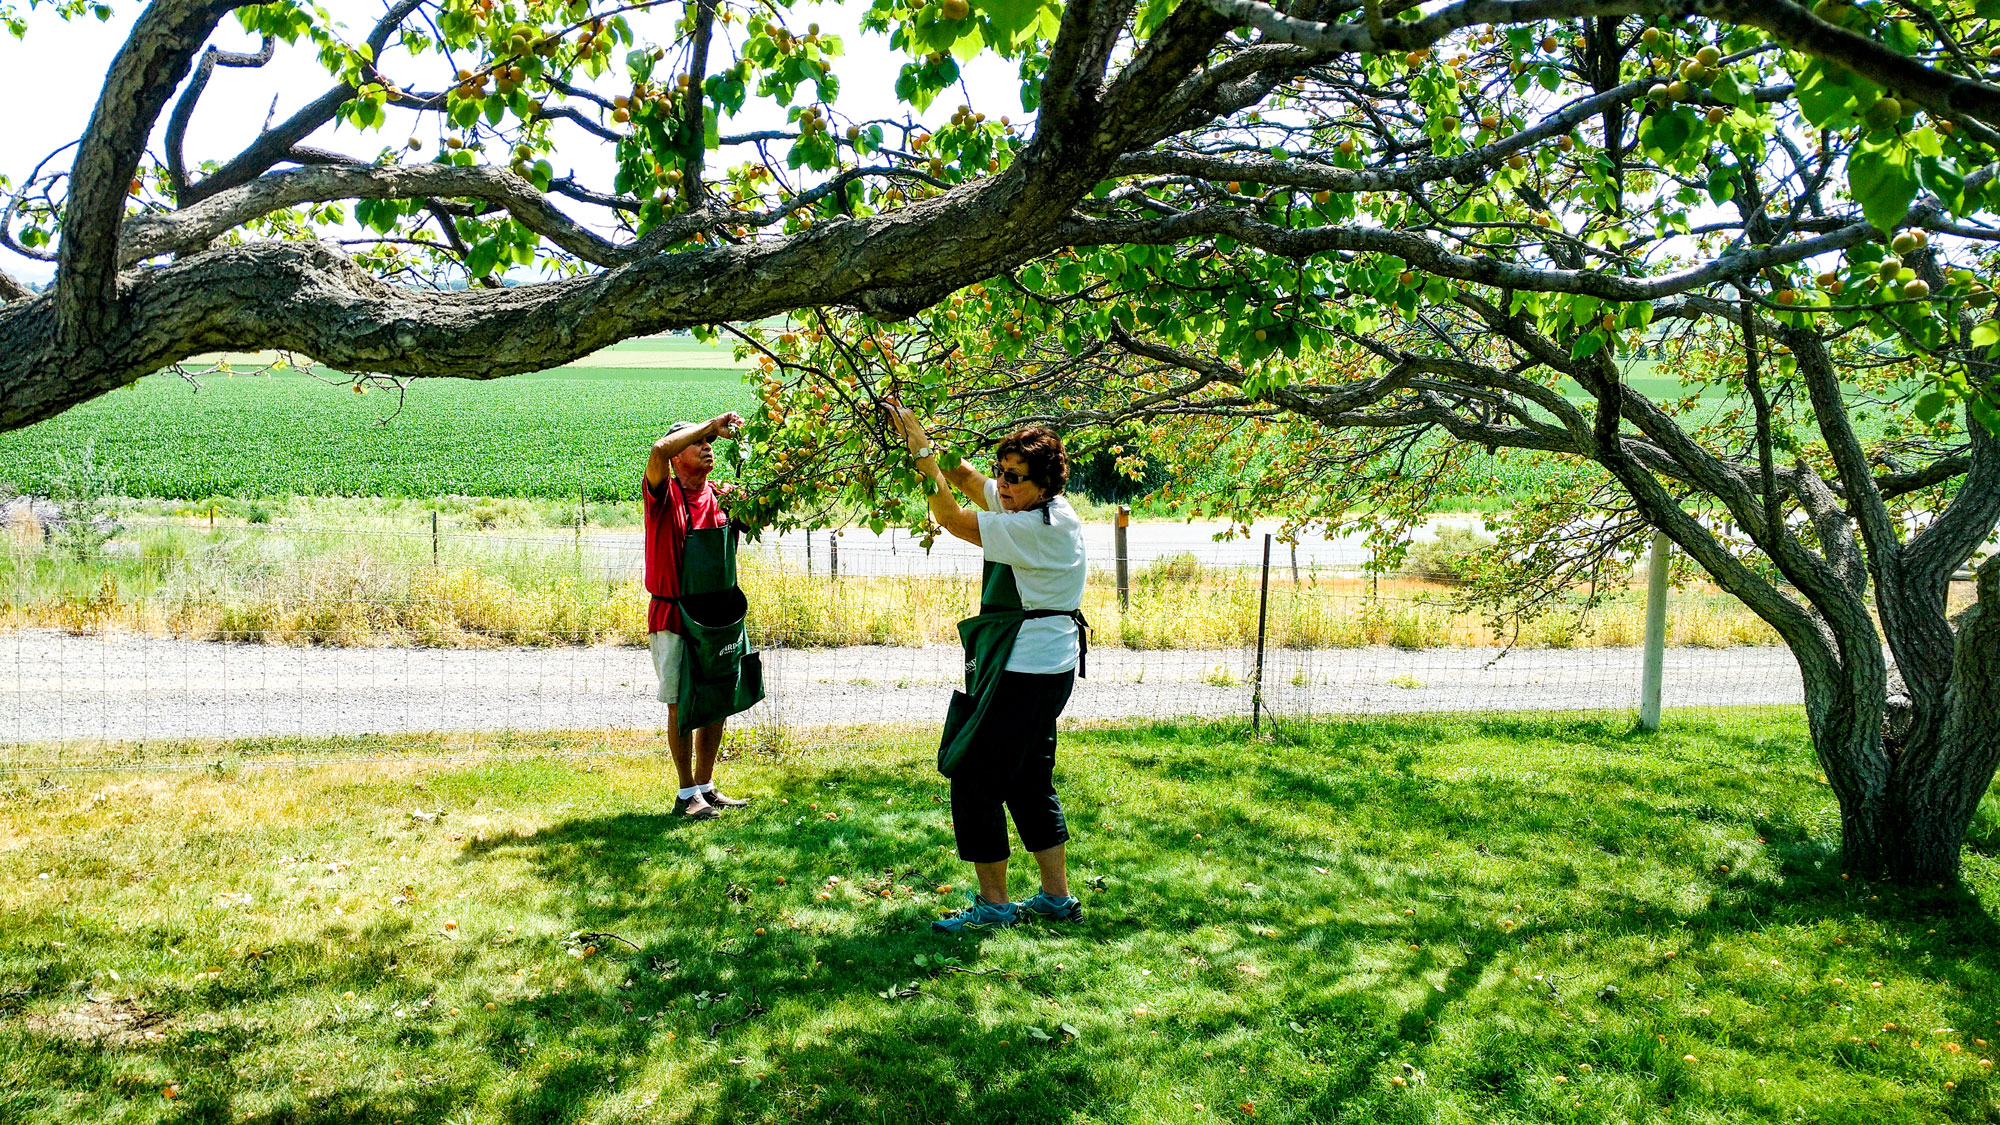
[931,893,1018,934]
[1017,890,1083,924]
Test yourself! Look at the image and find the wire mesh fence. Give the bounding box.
[0,511,1846,770]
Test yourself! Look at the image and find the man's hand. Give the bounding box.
[710,411,746,440]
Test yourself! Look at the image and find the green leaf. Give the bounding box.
[1795,60,1870,130]
[1636,109,1692,161]
[1570,331,1605,361]
[1706,165,1736,205]
[1972,321,2000,349]
[1918,156,1966,215]
[950,25,984,63]
[1914,391,1948,422]
[1711,67,1745,107]
[1883,19,1925,55]
[1849,140,1918,234]
[466,238,501,278]
[1974,395,2000,436]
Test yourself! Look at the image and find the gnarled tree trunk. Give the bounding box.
[1808,554,2000,883]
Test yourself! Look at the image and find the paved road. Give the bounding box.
[2,629,1803,747]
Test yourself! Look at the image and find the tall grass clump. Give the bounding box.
[2,516,1801,651]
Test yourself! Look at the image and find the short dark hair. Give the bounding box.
[995,425,1069,496]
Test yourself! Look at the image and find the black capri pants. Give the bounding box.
[950,670,1076,864]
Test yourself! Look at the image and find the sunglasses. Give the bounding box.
[994,467,1032,486]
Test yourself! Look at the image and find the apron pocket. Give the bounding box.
[735,651,764,703]
[937,690,976,776]
[679,590,749,682]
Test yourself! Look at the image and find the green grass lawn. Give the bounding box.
[4,712,1999,1124]
[0,339,755,501]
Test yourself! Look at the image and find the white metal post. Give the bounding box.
[1639,530,1671,730]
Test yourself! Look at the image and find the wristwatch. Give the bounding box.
[911,444,935,460]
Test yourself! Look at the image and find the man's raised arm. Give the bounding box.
[645,412,744,488]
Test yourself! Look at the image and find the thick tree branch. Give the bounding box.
[1034,0,1140,152]
[1906,403,2000,587]
[180,0,427,205]
[56,0,246,347]
[165,33,275,197]
[1200,0,1659,53]
[1201,0,2000,133]
[1792,457,1870,597]
[677,0,718,204]
[1057,208,1878,301]
[1876,453,1971,499]
[122,163,630,266]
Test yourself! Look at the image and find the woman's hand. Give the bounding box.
[884,400,930,455]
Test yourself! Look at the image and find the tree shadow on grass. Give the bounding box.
[453,764,1120,1123]
[448,755,1553,1123]
[434,719,2000,1124]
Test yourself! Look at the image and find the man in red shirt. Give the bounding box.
[645,411,747,819]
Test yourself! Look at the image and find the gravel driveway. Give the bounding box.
[3,629,1804,746]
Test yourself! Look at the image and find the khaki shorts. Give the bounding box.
[649,630,683,704]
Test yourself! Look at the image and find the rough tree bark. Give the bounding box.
[6,0,1997,433]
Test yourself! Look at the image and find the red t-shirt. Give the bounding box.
[643,473,729,635]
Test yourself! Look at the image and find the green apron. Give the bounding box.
[657,478,765,735]
[936,558,1088,777]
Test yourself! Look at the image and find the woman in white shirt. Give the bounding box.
[887,404,1088,935]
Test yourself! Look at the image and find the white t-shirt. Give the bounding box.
[978,479,1087,673]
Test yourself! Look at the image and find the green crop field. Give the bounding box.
[0,344,1740,510]
[0,338,755,501]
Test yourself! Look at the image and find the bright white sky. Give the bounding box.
[0,0,1027,282]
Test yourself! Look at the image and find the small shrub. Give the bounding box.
[1967,791,2000,857]
[1137,552,1205,587]
[53,573,119,635]
[1385,603,1452,649]
[589,502,639,528]
[1201,663,1239,687]
[49,441,120,561]
[1533,612,1584,649]
[1401,523,1494,582]
[138,528,192,563]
